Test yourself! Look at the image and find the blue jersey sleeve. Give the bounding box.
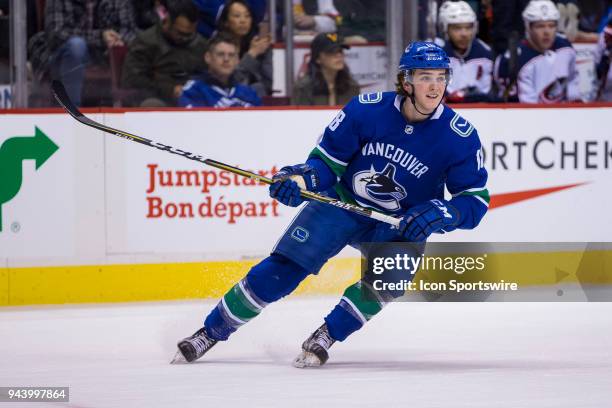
[178,80,209,108]
[307,96,364,177]
[445,131,489,230]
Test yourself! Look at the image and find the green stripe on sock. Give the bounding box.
[223,284,260,321]
[309,147,347,177]
[460,188,490,204]
[343,282,383,320]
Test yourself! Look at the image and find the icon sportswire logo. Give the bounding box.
[0,127,59,232]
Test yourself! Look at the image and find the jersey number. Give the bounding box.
[476,148,484,171]
[328,111,346,132]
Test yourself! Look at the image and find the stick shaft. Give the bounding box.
[51,81,401,228]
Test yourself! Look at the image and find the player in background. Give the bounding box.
[172,42,489,368]
[494,0,581,103]
[595,16,612,101]
[436,1,494,103]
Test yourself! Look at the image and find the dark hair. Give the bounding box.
[165,0,199,23]
[206,32,241,52]
[217,0,258,57]
[308,54,355,96]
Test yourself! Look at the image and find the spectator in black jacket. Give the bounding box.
[122,0,208,106]
[45,0,136,106]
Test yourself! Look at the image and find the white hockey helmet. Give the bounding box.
[522,0,560,24]
[438,1,478,36]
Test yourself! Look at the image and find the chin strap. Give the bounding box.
[408,92,434,116]
[406,84,447,118]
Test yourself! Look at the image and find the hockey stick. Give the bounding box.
[51,80,401,227]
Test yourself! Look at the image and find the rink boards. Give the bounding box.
[1,104,611,305]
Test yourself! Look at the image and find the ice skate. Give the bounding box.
[293,323,336,368]
[171,327,217,364]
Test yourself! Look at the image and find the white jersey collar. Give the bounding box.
[394,95,445,120]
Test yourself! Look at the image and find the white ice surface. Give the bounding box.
[1,298,611,408]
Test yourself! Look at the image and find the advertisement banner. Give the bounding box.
[102,107,612,260]
[0,115,81,259]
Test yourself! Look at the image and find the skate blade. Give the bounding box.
[170,350,188,364]
[293,351,323,368]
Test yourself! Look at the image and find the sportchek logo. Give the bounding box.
[0,127,59,232]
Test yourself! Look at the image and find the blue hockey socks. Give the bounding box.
[324,280,387,341]
[204,254,310,341]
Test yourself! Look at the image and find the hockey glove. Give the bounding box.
[269,164,319,207]
[399,199,459,242]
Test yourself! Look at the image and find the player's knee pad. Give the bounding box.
[246,253,311,303]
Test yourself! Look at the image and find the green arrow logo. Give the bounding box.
[0,127,59,232]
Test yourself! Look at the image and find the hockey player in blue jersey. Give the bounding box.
[436,1,494,103]
[173,41,489,367]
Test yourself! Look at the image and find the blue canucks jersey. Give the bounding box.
[179,77,261,108]
[308,92,489,230]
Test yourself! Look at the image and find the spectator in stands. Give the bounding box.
[333,0,386,43]
[216,0,272,97]
[494,0,580,103]
[595,16,612,100]
[178,33,261,107]
[122,0,208,107]
[132,0,164,30]
[437,1,494,103]
[293,33,359,106]
[293,0,341,34]
[46,0,137,106]
[193,0,266,39]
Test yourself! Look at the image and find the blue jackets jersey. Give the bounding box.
[440,38,494,97]
[179,75,261,108]
[308,92,489,231]
[494,35,580,103]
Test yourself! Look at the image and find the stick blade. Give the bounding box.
[51,80,81,118]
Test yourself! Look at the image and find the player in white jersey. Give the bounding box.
[494,0,581,103]
[437,1,494,103]
[595,17,612,101]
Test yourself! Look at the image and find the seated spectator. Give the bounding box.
[122,0,208,107]
[293,33,359,106]
[437,1,494,103]
[216,0,272,97]
[132,0,164,31]
[595,16,612,100]
[494,0,580,103]
[179,33,261,107]
[45,0,137,106]
[293,0,341,34]
[193,0,266,39]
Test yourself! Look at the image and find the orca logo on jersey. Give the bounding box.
[353,163,407,211]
